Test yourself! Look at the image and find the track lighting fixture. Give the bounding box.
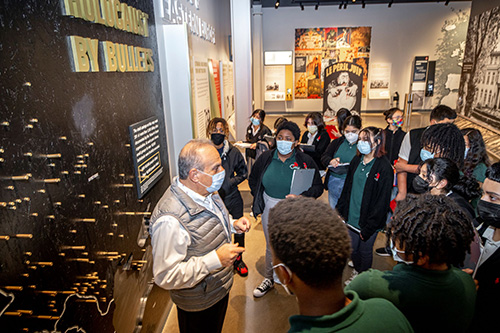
[300,2,304,10]
[362,0,365,8]
[445,0,450,5]
[315,2,319,10]
[344,2,347,9]
[388,1,393,8]
[339,2,343,10]
[275,0,280,9]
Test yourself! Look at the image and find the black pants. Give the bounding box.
[223,191,245,249]
[177,294,229,333]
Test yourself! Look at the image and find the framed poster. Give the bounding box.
[264,65,286,101]
[369,63,391,99]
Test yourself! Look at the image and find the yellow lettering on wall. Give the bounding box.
[116,43,127,72]
[102,41,118,72]
[146,49,154,72]
[82,0,95,22]
[137,47,146,72]
[142,13,149,37]
[101,0,115,27]
[113,0,123,30]
[121,3,132,33]
[93,0,105,25]
[69,35,100,72]
[62,0,83,18]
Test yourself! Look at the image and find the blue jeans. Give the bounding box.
[348,229,378,273]
[328,175,346,210]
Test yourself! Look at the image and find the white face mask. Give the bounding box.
[272,263,294,295]
[307,125,318,134]
[345,132,359,144]
[390,240,414,265]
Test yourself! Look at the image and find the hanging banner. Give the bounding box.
[323,62,364,114]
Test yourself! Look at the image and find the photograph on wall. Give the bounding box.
[222,62,234,118]
[323,62,364,114]
[264,65,286,101]
[295,26,371,99]
[295,56,307,72]
[369,63,392,99]
[458,5,500,131]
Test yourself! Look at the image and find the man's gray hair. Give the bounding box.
[178,139,214,180]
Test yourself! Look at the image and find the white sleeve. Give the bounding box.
[398,132,411,161]
[150,215,222,290]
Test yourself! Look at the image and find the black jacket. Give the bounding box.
[383,126,406,165]
[245,124,272,160]
[471,226,500,331]
[248,148,324,216]
[219,141,248,200]
[300,128,331,169]
[407,127,427,193]
[336,155,394,240]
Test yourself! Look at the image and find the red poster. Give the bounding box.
[212,59,221,113]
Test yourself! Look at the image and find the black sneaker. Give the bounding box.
[375,247,391,257]
[234,255,248,277]
[253,278,274,297]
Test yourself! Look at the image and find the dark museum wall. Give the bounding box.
[0,0,171,331]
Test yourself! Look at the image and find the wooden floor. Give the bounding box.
[162,112,427,332]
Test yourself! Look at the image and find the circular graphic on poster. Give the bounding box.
[323,62,364,113]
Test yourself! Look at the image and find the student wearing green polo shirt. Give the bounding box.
[321,115,362,210]
[268,197,413,333]
[249,121,323,298]
[346,194,477,332]
[337,127,394,277]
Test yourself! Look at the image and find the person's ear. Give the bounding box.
[276,265,292,285]
[436,178,448,190]
[188,168,200,183]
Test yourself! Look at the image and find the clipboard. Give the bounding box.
[299,144,315,153]
[290,169,315,195]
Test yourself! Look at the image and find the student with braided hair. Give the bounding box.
[346,194,477,332]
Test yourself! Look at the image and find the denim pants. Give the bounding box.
[261,192,282,280]
[328,175,346,210]
[348,228,378,273]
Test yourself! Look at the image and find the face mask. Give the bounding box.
[390,240,414,265]
[420,149,435,162]
[412,175,430,193]
[345,132,359,144]
[307,125,318,134]
[357,140,372,155]
[272,263,294,295]
[276,140,294,155]
[477,199,500,228]
[251,117,260,126]
[211,133,225,146]
[197,169,226,193]
[464,147,470,159]
[392,119,403,127]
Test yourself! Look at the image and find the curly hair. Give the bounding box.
[422,158,481,200]
[486,162,500,183]
[304,112,325,132]
[268,197,351,289]
[358,126,386,158]
[461,128,491,179]
[387,194,475,267]
[421,123,465,167]
[276,120,301,142]
[206,117,229,137]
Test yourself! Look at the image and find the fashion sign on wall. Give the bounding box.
[294,27,371,101]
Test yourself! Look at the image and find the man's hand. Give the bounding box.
[216,243,245,267]
[329,157,341,168]
[250,143,257,149]
[233,217,251,233]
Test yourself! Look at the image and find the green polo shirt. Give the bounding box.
[262,150,297,199]
[288,290,413,333]
[347,157,375,229]
[332,140,358,180]
[346,264,476,332]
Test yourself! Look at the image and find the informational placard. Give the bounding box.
[193,57,212,138]
[369,63,391,99]
[264,65,286,101]
[222,62,234,117]
[211,59,222,113]
[264,51,293,65]
[412,56,429,82]
[129,117,166,199]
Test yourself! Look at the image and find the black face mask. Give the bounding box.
[477,200,500,228]
[412,175,430,194]
[211,133,225,146]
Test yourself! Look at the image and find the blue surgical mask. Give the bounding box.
[276,140,294,155]
[197,169,226,193]
[251,117,260,126]
[390,240,414,265]
[420,149,435,162]
[357,140,372,155]
[272,263,294,295]
[464,147,470,159]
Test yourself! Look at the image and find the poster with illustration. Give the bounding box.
[295,27,371,99]
[323,62,364,114]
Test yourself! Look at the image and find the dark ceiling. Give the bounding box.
[255,0,471,8]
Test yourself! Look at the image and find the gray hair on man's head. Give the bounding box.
[178,139,214,180]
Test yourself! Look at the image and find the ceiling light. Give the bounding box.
[339,2,343,9]
[275,0,280,9]
[300,2,304,10]
[344,2,347,9]
[315,2,319,10]
[388,1,393,8]
[362,1,365,8]
[445,0,450,5]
